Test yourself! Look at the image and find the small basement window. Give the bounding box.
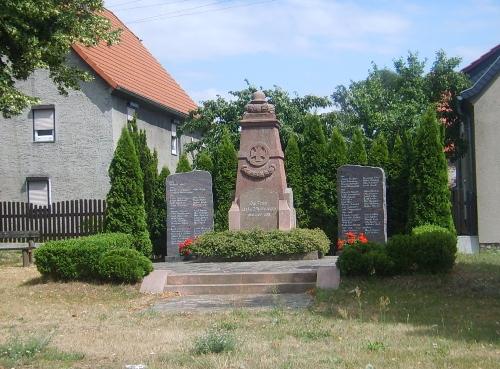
[27,178,50,207]
[33,107,55,142]
[171,120,179,155]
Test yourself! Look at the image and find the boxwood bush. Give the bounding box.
[35,233,152,283]
[98,248,153,283]
[338,226,457,276]
[190,228,330,260]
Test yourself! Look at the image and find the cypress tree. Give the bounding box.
[213,128,237,231]
[349,128,368,165]
[105,127,152,257]
[195,150,214,174]
[368,132,389,168]
[152,166,170,257]
[408,108,455,233]
[387,134,410,235]
[327,127,349,240]
[285,135,306,227]
[175,153,192,173]
[301,115,330,234]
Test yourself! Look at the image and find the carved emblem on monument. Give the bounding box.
[241,143,275,178]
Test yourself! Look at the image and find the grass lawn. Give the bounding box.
[0,250,499,369]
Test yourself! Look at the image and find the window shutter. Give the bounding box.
[34,109,54,130]
[28,180,49,207]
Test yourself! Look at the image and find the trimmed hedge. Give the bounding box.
[35,233,153,283]
[98,248,153,283]
[338,227,457,276]
[412,224,454,236]
[190,228,330,260]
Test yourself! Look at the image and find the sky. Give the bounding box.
[105,0,500,104]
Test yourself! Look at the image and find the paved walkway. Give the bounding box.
[153,256,337,274]
[151,293,314,312]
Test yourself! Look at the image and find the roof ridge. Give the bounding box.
[462,43,500,73]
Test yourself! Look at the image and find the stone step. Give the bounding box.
[167,271,317,286]
[164,282,316,295]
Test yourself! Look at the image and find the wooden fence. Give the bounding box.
[0,199,106,242]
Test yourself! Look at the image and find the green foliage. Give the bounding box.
[326,127,349,241]
[152,167,170,257]
[0,0,121,118]
[412,224,454,236]
[348,128,368,165]
[285,135,306,227]
[368,132,389,168]
[98,248,153,283]
[0,334,50,364]
[408,108,455,233]
[34,233,134,280]
[193,330,236,355]
[213,128,237,231]
[385,235,418,273]
[336,243,395,277]
[104,127,152,256]
[176,153,192,173]
[387,134,411,235]
[195,151,214,173]
[301,115,330,231]
[191,228,330,260]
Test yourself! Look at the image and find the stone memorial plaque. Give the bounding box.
[166,170,213,260]
[337,165,387,243]
[239,188,279,230]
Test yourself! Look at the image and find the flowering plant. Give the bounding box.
[337,231,368,251]
[179,237,195,257]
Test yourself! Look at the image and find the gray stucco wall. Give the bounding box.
[0,52,114,203]
[473,75,500,244]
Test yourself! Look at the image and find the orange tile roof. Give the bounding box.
[72,9,197,116]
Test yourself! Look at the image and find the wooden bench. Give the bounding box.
[0,230,41,267]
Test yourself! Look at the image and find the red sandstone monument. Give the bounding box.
[229,91,296,230]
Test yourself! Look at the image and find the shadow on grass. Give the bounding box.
[314,252,500,344]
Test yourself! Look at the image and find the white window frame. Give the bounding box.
[26,178,51,207]
[32,106,55,142]
[127,102,139,122]
[171,120,179,155]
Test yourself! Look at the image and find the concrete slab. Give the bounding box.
[457,236,479,254]
[316,266,340,290]
[140,270,168,294]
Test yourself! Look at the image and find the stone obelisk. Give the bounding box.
[228,91,296,230]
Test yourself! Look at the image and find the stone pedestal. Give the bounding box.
[229,91,296,231]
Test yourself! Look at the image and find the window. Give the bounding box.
[27,178,50,207]
[171,120,179,155]
[33,107,55,142]
[127,102,139,121]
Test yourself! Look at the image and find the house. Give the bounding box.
[454,44,500,252]
[0,10,198,207]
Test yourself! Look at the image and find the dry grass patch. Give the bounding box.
[0,251,499,369]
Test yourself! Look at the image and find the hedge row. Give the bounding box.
[35,233,153,283]
[337,225,457,276]
[190,228,330,260]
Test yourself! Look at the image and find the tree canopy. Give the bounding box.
[0,0,120,118]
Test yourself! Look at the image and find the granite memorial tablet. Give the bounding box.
[337,165,387,243]
[166,170,214,260]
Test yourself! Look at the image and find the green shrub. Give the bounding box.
[35,233,134,281]
[193,330,235,355]
[191,228,330,260]
[336,242,395,276]
[98,248,153,283]
[412,224,454,236]
[386,234,418,273]
[414,231,457,273]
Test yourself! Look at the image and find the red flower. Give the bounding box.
[358,233,368,244]
[337,239,345,250]
[179,237,195,257]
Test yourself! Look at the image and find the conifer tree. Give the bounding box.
[285,135,306,227]
[175,153,192,173]
[408,108,455,233]
[105,127,152,256]
[195,151,214,174]
[349,128,368,165]
[327,127,349,240]
[213,128,237,231]
[368,132,389,168]
[301,115,330,234]
[152,166,170,257]
[387,134,410,235]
